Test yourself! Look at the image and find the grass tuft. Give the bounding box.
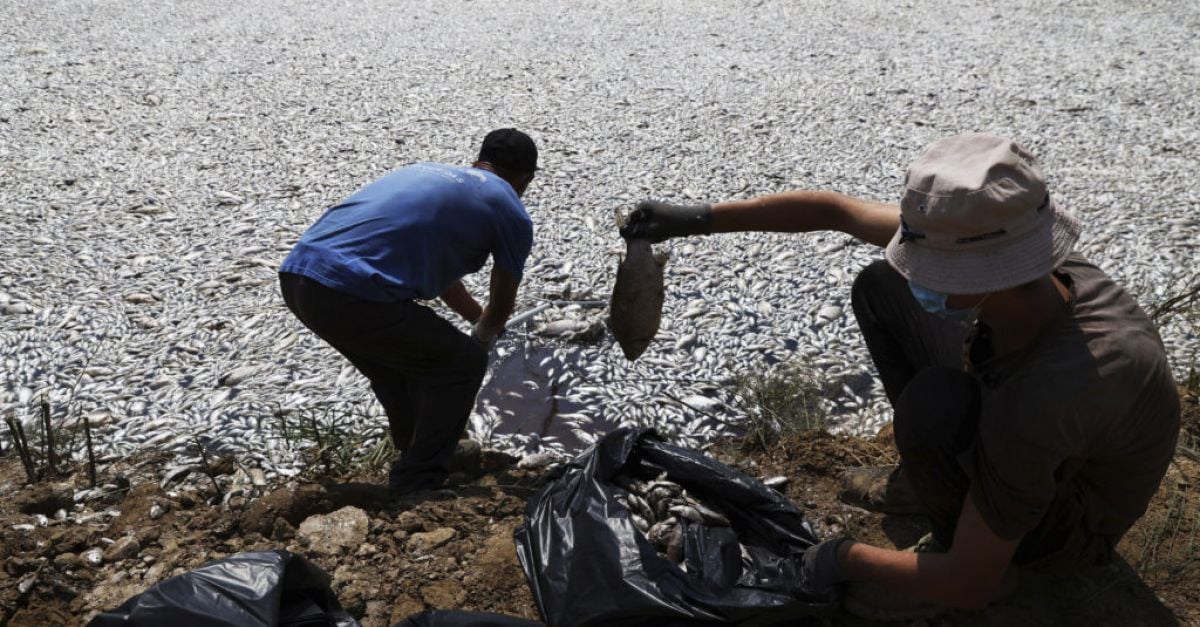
[278,402,394,478]
[1126,465,1200,588]
[732,359,829,451]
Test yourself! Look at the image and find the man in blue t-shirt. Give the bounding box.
[279,129,537,496]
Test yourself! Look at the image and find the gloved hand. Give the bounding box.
[619,200,713,242]
[799,537,852,600]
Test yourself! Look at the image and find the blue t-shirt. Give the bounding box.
[280,163,533,302]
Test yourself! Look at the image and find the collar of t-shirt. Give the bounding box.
[965,269,1078,386]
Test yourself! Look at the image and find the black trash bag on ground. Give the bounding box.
[514,428,836,627]
[395,610,544,626]
[87,549,359,627]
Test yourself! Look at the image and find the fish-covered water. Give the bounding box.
[2,0,1197,478]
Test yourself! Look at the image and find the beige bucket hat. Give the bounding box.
[884,133,1082,294]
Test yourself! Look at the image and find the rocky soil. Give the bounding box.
[2,386,1197,626]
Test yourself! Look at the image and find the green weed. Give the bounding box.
[732,359,829,451]
[276,402,393,478]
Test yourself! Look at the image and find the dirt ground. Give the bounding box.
[1,388,1197,627]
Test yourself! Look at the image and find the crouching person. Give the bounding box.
[622,133,1180,617]
[279,129,537,497]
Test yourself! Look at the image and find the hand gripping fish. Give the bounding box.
[610,209,668,361]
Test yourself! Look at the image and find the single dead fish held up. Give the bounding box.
[610,209,667,361]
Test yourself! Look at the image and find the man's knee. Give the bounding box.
[893,366,980,456]
[851,260,903,315]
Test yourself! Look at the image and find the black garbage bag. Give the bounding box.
[87,549,359,627]
[514,428,836,627]
[395,610,544,626]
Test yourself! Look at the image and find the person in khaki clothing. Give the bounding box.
[620,133,1180,617]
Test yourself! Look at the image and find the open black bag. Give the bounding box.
[514,428,837,627]
[87,549,359,627]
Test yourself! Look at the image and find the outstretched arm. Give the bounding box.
[711,191,899,248]
[621,192,899,247]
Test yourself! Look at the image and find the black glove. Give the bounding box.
[799,537,851,600]
[619,200,712,242]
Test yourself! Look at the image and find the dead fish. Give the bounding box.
[665,523,685,563]
[669,504,705,524]
[690,501,731,527]
[217,366,257,388]
[517,451,562,470]
[610,210,667,361]
[629,492,656,521]
[536,319,592,337]
[160,465,194,488]
[646,518,677,548]
[762,476,789,490]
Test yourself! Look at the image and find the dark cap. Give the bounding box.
[478,128,538,173]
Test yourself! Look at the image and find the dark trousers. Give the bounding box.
[851,260,1110,571]
[279,273,487,486]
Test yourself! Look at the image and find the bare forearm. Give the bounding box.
[480,299,515,328]
[479,267,519,331]
[839,542,1005,609]
[710,191,899,247]
[440,281,483,323]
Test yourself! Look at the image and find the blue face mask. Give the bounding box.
[908,281,985,324]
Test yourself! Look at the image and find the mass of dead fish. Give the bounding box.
[612,472,733,568]
[0,0,1196,478]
